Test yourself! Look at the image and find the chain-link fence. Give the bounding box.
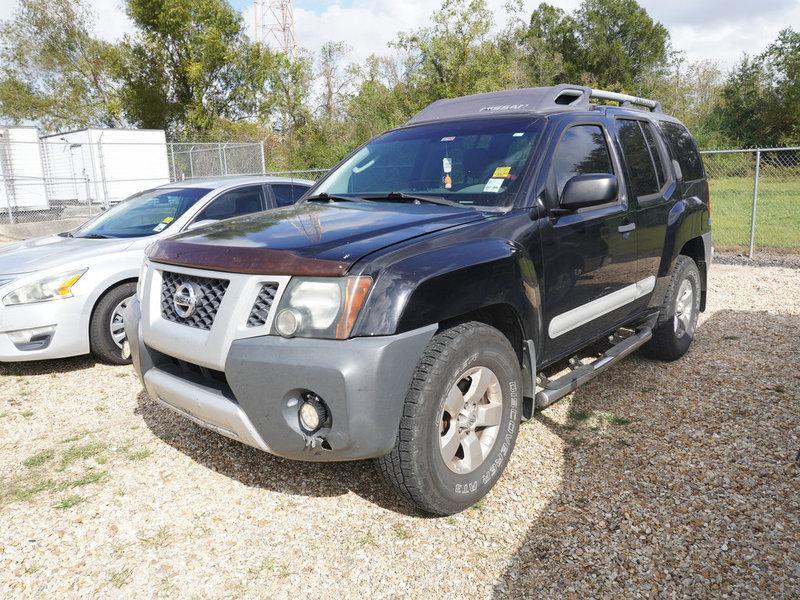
[701,147,800,256]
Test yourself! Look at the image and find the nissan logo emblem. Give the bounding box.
[173,282,201,318]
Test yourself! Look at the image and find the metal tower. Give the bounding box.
[253,0,297,57]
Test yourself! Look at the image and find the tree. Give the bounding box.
[526,0,669,91]
[714,28,800,147]
[119,0,284,134]
[0,0,123,131]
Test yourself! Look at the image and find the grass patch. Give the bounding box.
[471,499,486,511]
[110,567,133,588]
[640,386,656,394]
[62,470,106,489]
[60,430,92,444]
[358,531,377,547]
[53,494,84,509]
[569,409,593,421]
[23,449,55,468]
[7,477,57,502]
[94,404,108,412]
[126,448,151,461]
[606,415,631,426]
[723,335,740,341]
[60,441,106,469]
[768,384,786,394]
[392,523,411,540]
[140,526,172,549]
[20,410,33,418]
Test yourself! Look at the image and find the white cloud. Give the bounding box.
[0,0,134,41]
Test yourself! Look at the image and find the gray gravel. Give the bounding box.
[0,263,798,598]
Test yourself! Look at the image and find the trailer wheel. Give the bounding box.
[90,282,137,365]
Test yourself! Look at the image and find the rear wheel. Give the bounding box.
[89,282,137,365]
[644,255,701,361]
[376,322,522,515]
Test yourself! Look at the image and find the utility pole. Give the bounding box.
[253,0,297,58]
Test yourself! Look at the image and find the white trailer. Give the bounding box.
[0,127,50,221]
[41,128,171,206]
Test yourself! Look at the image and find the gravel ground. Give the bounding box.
[0,263,798,598]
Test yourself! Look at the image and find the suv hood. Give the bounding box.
[0,234,135,275]
[148,202,487,276]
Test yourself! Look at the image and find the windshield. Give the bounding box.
[72,187,210,239]
[314,117,543,208]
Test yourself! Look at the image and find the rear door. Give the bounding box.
[613,117,676,279]
[538,118,641,360]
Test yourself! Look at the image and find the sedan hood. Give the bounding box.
[0,235,135,275]
[148,201,487,276]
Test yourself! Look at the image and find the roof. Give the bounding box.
[407,84,662,125]
[158,175,316,190]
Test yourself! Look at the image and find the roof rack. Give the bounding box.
[407,84,661,124]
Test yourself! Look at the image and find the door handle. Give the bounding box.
[618,223,636,233]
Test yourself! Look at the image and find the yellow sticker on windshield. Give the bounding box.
[492,166,512,179]
[162,217,174,224]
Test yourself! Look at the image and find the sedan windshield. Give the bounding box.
[71,187,210,239]
[314,117,544,209]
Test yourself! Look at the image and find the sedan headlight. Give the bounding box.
[2,269,88,306]
[272,276,372,339]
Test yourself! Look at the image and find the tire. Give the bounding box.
[376,322,522,515]
[644,255,701,361]
[89,282,137,365]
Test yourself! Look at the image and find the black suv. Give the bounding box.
[126,84,712,515]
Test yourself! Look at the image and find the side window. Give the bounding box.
[195,186,265,222]
[659,121,704,181]
[641,122,667,187]
[552,125,614,197]
[271,184,308,207]
[617,119,660,197]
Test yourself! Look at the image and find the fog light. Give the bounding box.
[298,395,328,434]
[275,308,301,337]
[7,325,56,351]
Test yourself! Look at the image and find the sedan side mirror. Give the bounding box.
[559,173,618,210]
[186,219,219,231]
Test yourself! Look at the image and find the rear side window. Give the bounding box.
[618,120,659,197]
[660,121,704,181]
[271,184,309,207]
[552,125,614,196]
[641,123,667,186]
[195,185,265,221]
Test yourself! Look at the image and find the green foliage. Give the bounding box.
[0,0,123,130]
[714,28,800,147]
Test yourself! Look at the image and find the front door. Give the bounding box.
[538,120,641,360]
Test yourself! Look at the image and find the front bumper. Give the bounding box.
[0,298,90,362]
[126,297,436,461]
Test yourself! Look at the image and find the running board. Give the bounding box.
[535,324,653,410]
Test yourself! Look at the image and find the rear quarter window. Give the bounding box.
[659,121,704,181]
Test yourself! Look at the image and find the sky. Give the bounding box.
[2,0,798,71]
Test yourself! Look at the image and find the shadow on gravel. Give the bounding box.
[135,391,422,516]
[0,354,97,377]
[491,309,800,598]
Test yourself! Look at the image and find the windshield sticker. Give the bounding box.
[513,132,525,137]
[153,222,168,232]
[442,157,452,173]
[440,136,456,142]
[483,178,504,193]
[492,166,512,179]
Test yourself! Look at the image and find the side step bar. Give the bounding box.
[535,323,654,410]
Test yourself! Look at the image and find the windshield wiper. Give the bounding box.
[76,233,111,239]
[304,193,365,203]
[362,192,467,208]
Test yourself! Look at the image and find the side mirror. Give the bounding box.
[559,173,618,210]
[187,219,219,231]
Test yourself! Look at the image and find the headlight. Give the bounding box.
[2,269,87,306]
[272,276,372,339]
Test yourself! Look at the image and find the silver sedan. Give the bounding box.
[0,176,312,364]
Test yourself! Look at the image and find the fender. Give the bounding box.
[353,237,542,345]
[650,193,709,308]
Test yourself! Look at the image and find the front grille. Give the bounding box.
[247,282,280,327]
[160,271,229,330]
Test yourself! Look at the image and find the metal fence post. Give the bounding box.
[748,149,761,259]
[260,141,266,174]
[218,142,224,176]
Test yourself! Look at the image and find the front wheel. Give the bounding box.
[376,322,522,515]
[89,282,137,365]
